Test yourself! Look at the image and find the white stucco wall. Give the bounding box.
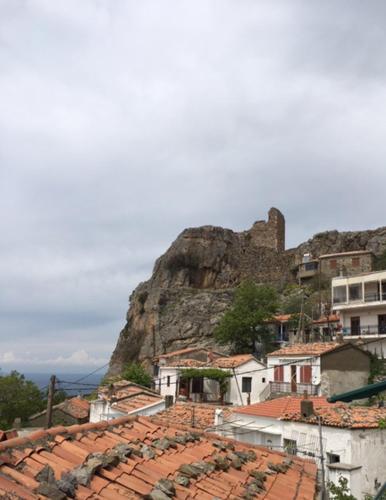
[228,411,386,499]
[339,306,386,331]
[267,355,321,386]
[90,398,165,422]
[226,359,268,406]
[157,367,179,400]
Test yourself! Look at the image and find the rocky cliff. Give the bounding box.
[108,209,386,375]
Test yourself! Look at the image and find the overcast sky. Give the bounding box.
[1,1,386,374]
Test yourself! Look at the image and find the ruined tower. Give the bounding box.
[249,207,285,252]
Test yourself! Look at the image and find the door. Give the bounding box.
[291,365,297,393]
[350,316,361,335]
[379,315,386,334]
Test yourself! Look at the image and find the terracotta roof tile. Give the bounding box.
[268,342,341,357]
[152,402,233,430]
[211,354,257,368]
[0,414,317,499]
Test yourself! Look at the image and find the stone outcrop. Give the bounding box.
[108,209,386,375]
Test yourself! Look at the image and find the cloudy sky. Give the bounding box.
[1,1,386,373]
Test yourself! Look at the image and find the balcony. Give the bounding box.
[269,381,319,396]
[341,324,386,337]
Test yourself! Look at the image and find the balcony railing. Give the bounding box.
[269,381,319,396]
[341,324,386,336]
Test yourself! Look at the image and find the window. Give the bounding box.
[333,285,347,304]
[350,317,361,335]
[352,257,360,267]
[191,377,204,394]
[329,259,337,270]
[327,453,340,464]
[300,365,312,384]
[242,377,252,393]
[167,376,170,387]
[262,377,266,383]
[349,283,362,301]
[274,365,284,382]
[283,439,297,455]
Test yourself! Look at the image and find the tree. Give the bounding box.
[214,280,278,355]
[121,363,152,387]
[328,477,356,500]
[0,371,45,430]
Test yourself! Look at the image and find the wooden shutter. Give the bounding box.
[274,365,284,382]
[300,365,312,383]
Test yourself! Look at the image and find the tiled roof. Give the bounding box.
[99,380,159,400]
[158,347,209,359]
[211,354,258,369]
[152,403,233,431]
[272,314,293,323]
[235,396,332,419]
[114,393,163,414]
[0,415,317,499]
[319,250,373,258]
[268,342,341,357]
[167,359,208,368]
[29,398,90,423]
[235,396,386,429]
[312,315,340,325]
[62,397,90,420]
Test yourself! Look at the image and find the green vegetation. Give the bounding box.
[214,280,278,354]
[0,371,45,430]
[121,362,153,387]
[328,477,356,500]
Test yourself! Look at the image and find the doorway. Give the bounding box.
[350,316,361,335]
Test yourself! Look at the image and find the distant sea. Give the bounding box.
[23,372,105,396]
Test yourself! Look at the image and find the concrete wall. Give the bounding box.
[320,370,369,398]
[339,306,386,330]
[157,367,179,400]
[267,355,321,386]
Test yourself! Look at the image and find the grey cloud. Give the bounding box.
[1,0,386,370]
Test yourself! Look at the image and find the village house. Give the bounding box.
[296,250,375,283]
[154,348,268,405]
[266,342,371,398]
[27,396,90,427]
[219,395,386,499]
[0,413,318,499]
[89,380,165,422]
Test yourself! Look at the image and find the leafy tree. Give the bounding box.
[0,371,45,430]
[214,280,278,355]
[121,363,152,387]
[328,477,356,500]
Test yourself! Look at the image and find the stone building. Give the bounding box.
[249,207,285,252]
[27,397,90,427]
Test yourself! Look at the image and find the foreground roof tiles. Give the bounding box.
[235,396,386,429]
[0,414,317,499]
[268,342,341,357]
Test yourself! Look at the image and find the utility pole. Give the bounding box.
[46,375,56,429]
[318,415,327,499]
[191,405,195,428]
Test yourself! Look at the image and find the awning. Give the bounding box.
[328,379,386,403]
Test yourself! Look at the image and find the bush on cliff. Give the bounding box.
[214,280,278,355]
[121,363,152,388]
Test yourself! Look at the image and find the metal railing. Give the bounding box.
[269,381,319,396]
[342,325,386,336]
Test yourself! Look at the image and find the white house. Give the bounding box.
[266,342,371,398]
[154,349,268,406]
[89,380,165,423]
[219,395,386,499]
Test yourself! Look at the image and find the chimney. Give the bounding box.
[214,408,223,427]
[165,395,174,409]
[300,399,314,418]
[336,332,344,344]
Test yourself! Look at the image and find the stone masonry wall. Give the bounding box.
[248,207,285,252]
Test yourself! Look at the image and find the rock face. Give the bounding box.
[108,208,386,375]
